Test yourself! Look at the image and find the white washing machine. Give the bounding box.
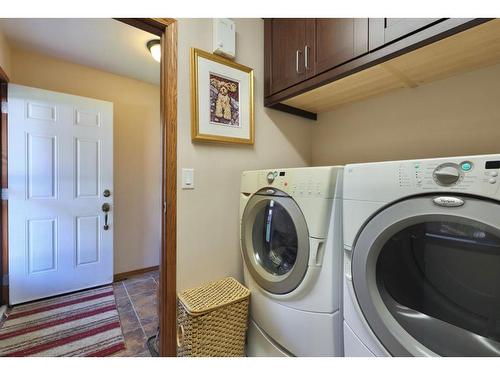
[343,154,500,357]
[239,166,344,356]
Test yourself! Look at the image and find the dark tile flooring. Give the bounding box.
[113,270,159,357]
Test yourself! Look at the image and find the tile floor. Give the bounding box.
[113,270,159,357]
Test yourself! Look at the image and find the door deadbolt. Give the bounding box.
[103,189,111,197]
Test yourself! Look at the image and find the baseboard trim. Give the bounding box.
[113,266,159,282]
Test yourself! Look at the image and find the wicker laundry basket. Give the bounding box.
[176,277,250,357]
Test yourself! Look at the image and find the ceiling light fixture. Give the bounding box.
[147,39,161,63]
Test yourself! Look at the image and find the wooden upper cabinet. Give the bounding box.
[369,18,443,51]
[265,18,368,96]
[264,18,487,117]
[315,19,369,75]
[266,19,315,95]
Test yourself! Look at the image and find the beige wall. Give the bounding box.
[0,30,11,78]
[312,63,500,166]
[10,47,161,274]
[176,19,312,291]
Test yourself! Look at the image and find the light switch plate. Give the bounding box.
[182,168,194,189]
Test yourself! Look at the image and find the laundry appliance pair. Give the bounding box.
[241,154,500,357]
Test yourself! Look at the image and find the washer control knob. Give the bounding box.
[267,171,275,184]
[489,178,497,184]
[491,171,498,177]
[433,164,461,186]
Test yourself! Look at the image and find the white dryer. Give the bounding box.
[343,154,500,357]
[239,166,344,356]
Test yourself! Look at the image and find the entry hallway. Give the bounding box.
[0,270,158,357]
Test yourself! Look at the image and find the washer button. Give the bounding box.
[489,178,497,184]
[491,171,498,177]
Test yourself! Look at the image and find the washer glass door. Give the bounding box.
[255,199,297,276]
[352,195,500,356]
[241,189,310,295]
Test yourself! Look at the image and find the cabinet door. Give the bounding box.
[269,19,310,94]
[369,18,443,51]
[315,19,369,75]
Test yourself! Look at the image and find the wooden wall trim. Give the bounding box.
[113,265,159,282]
[116,17,178,357]
[0,66,8,84]
[0,79,7,306]
[115,18,175,37]
[158,20,178,358]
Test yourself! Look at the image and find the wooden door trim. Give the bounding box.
[116,17,178,357]
[0,72,8,306]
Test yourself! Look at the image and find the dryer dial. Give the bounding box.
[433,163,461,186]
[267,171,275,184]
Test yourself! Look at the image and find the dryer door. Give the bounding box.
[241,189,310,295]
[351,195,500,356]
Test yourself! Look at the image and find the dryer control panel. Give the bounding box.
[398,158,498,194]
[344,154,500,202]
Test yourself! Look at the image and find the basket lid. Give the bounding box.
[178,277,250,315]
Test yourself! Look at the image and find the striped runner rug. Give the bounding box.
[0,285,125,357]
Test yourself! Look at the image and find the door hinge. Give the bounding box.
[1,188,8,201]
[1,101,7,114]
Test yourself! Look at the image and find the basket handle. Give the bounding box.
[176,324,185,348]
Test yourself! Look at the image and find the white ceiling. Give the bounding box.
[0,18,160,85]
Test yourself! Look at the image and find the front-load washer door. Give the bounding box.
[241,189,309,295]
[351,195,500,357]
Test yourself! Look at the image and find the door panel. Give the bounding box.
[8,84,113,304]
[27,218,57,273]
[369,18,443,51]
[27,134,57,199]
[270,19,308,94]
[75,138,100,198]
[76,215,100,266]
[315,18,368,75]
[384,18,441,42]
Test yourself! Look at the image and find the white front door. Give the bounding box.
[8,84,113,305]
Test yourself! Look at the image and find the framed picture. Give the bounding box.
[190,48,254,144]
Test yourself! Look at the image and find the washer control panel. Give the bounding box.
[240,167,342,199]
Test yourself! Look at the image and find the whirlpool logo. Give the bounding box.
[432,196,465,207]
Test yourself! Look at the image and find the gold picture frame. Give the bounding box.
[190,48,254,144]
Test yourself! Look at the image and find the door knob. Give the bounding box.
[102,203,110,230]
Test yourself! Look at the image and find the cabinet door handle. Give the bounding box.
[295,50,303,74]
[304,45,310,71]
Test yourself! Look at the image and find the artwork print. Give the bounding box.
[209,73,240,127]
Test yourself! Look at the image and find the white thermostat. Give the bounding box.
[212,18,236,59]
